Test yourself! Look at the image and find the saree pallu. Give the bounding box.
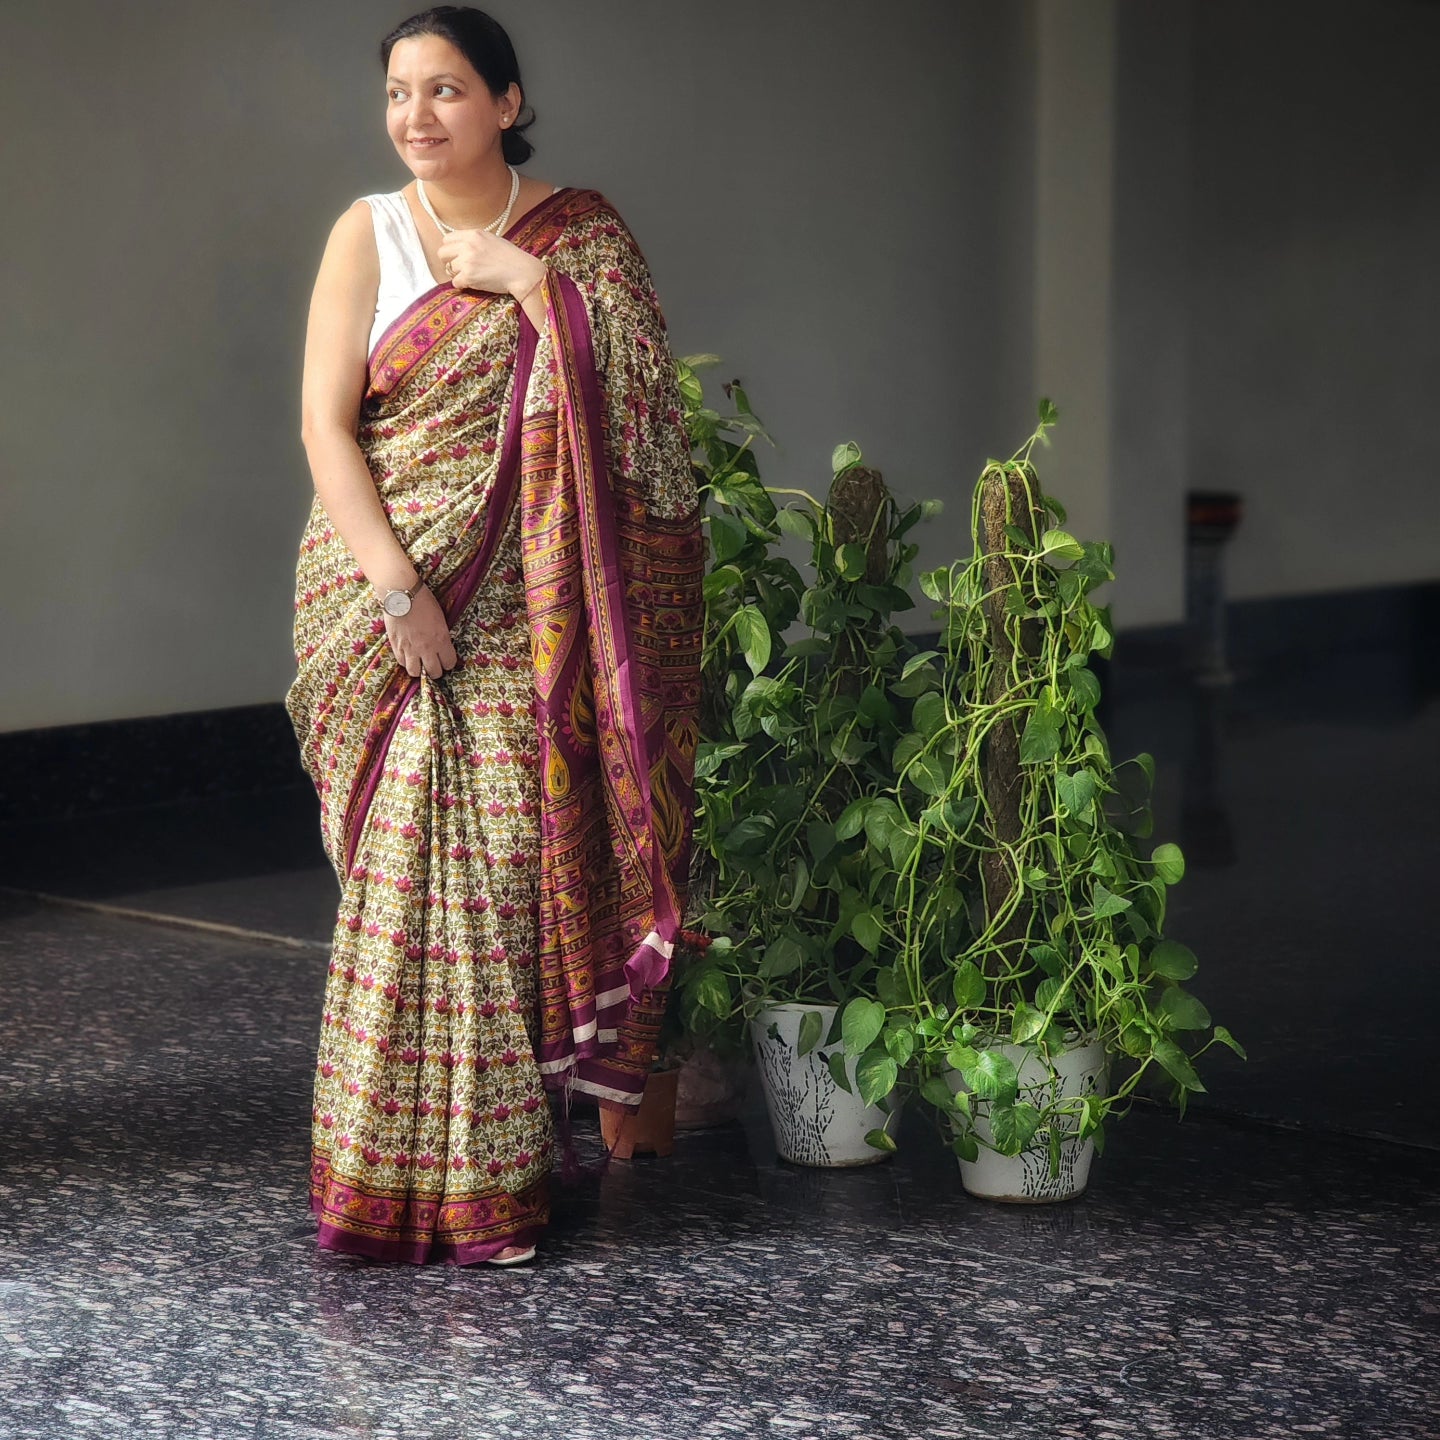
[284,187,703,1263]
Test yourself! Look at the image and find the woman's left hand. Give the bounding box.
[437,230,544,299]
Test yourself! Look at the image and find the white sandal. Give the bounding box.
[484,1244,537,1266]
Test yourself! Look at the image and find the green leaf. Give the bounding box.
[907,754,949,797]
[806,821,837,865]
[836,543,867,580]
[855,1050,898,1107]
[832,441,862,475]
[1019,696,1061,764]
[691,967,731,1018]
[1159,986,1211,1031]
[946,1042,979,1074]
[902,650,941,678]
[883,1025,915,1067]
[1039,528,1085,562]
[796,1007,824,1056]
[760,935,805,978]
[841,998,886,1056]
[1149,939,1198,980]
[864,1127,898,1153]
[989,1102,1043,1155]
[722,815,775,854]
[1068,665,1101,711]
[834,798,870,842]
[950,961,985,1010]
[707,511,747,563]
[921,1075,960,1111]
[732,605,772,676]
[851,909,883,954]
[775,506,814,540]
[1090,882,1132,918]
[912,692,948,737]
[969,1050,1018,1105]
[1152,842,1185,885]
[827,1050,853,1093]
[1010,1001,1046,1045]
[1152,1038,1206,1092]
[1212,1025,1248,1060]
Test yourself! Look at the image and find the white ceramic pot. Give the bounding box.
[946,1034,1109,1202]
[752,1003,903,1167]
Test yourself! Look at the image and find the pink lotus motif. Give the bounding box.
[388,928,406,946]
[375,1037,390,1056]
[359,974,375,990]
[382,1098,402,1116]
[347,1078,362,1094]
[492,1103,511,1122]
[487,1158,505,1176]
[521,1095,542,1113]
[417,1099,433,1116]
[450,1155,466,1171]
[480,437,497,454]
[438,1048,457,1068]
[346,915,363,933]
[366,922,381,938]
[428,942,444,960]
[319,1062,335,1078]
[337,1133,353,1150]
[496,699,514,715]
[319,1112,335,1129]
[451,1101,465,1117]
[487,801,506,817]
[384,983,400,1002]
[488,944,507,962]
[395,876,414,893]
[401,1047,420,1064]
[515,1150,533,1168]
[404,943,423,961]
[361,1145,382,1165]
[480,1000,499,1019]
[501,1048,519,1067]
[498,902,517,919]
[416,1152,438,1170]
[394,1150,410,1168]
[400,822,419,840]
[342,965,356,982]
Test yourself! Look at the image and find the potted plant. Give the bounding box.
[678,357,939,1164]
[841,401,1245,1200]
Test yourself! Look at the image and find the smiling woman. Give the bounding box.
[285,5,705,1269]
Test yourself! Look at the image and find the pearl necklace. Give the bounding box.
[416,166,521,237]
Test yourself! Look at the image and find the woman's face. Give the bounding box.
[384,34,517,177]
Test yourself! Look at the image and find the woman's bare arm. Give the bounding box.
[299,203,456,677]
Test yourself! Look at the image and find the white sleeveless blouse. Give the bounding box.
[360,186,564,359]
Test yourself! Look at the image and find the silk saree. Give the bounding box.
[284,187,704,1264]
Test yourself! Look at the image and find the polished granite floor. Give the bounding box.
[1,627,1438,1438]
[0,889,1437,1440]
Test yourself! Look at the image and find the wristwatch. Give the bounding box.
[378,574,426,617]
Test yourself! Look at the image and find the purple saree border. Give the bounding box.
[552,272,679,994]
[340,311,540,876]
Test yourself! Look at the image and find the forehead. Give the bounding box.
[386,33,476,81]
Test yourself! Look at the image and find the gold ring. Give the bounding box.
[445,258,456,276]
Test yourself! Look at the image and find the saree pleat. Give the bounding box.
[286,188,702,1263]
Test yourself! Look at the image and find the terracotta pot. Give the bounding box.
[674,1044,749,1129]
[599,1067,680,1159]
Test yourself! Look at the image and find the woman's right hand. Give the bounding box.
[383,585,459,679]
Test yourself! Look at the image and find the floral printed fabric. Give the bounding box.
[284,188,702,1263]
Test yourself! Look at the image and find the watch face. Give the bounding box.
[383,590,413,617]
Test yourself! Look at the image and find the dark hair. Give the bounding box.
[380,6,536,165]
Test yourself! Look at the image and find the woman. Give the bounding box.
[285,5,703,1267]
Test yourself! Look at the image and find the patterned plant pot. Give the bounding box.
[600,1067,680,1159]
[674,1044,749,1130]
[946,1034,1109,1202]
[752,1003,903,1167]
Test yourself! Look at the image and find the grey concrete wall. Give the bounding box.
[0,0,1035,732]
[1185,0,1440,602]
